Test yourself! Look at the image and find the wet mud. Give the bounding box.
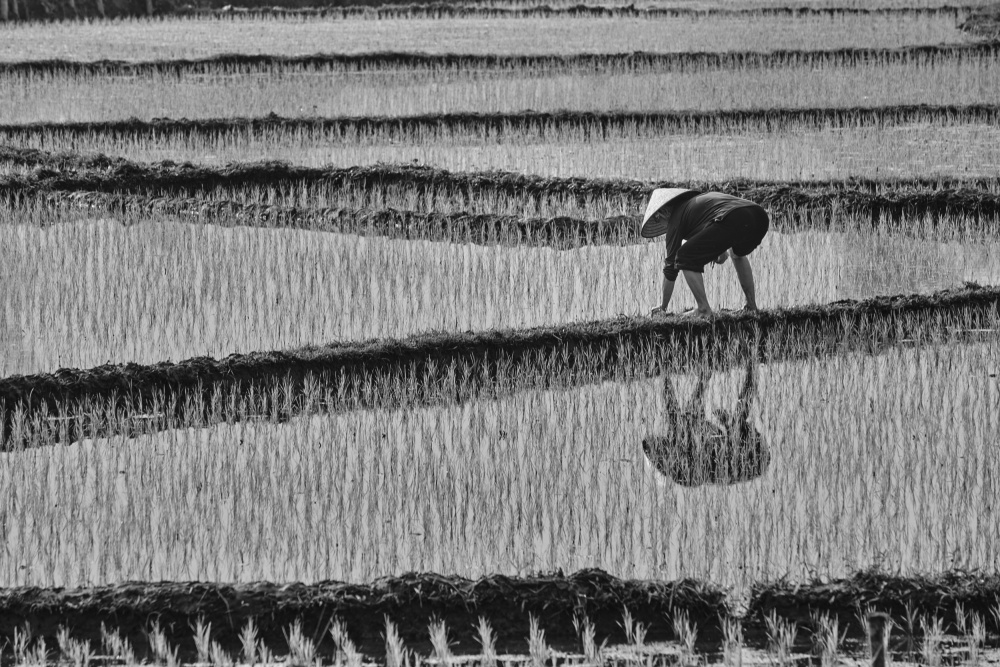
[0,41,995,76]
[1,284,997,448]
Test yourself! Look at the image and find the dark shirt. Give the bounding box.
[663,192,757,281]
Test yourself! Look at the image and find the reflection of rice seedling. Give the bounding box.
[765,610,796,667]
[475,617,498,667]
[528,614,551,666]
[671,610,697,665]
[920,615,945,667]
[56,627,93,667]
[385,617,411,667]
[721,616,743,667]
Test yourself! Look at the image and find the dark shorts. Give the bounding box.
[675,205,769,274]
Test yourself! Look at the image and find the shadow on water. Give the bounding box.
[643,360,769,487]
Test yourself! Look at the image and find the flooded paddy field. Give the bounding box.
[2,1,1000,664]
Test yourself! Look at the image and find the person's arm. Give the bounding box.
[653,226,682,314]
[731,254,758,311]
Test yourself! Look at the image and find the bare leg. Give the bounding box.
[681,270,712,315]
[730,255,758,311]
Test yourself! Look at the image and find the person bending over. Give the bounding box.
[640,189,770,318]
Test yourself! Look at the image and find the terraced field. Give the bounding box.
[2,2,1000,666]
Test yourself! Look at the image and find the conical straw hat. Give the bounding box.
[640,188,701,238]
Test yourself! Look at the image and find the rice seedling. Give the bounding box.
[620,607,647,648]
[966,612,985,666]
[5,52,1000,124]
[572,614,606,665]
[239,618,260,666]
[385,617,411,667]
[146,622,181,667]
[285,620,318,667]
[474,617,498,667]
[671,610,697,665]
[0,13,971,64]
[100,623,136,665]
[764,610,795,667]
[17,637,47,667]
[330,620,363,667]
[428,618,454,663]
[720,616,743,667]
[899,601,919,659]
[920,615,945,667]
[866,613,893,667]
[13,624,32,666]
[954,601,967,635]
[209,641,235,667]
[192,617,212,664]
[56,627,93,667]
[528,614,551,666]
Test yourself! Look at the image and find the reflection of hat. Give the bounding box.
[640,188,701,238]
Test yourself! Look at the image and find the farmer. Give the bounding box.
[642,361,768,487]
[641,189,769,317]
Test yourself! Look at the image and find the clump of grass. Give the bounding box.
[284,620,317,667]
[764,610,796,667]
[671,610,697,666]
[146,621,180,667]
[330,620,362,667]
[101,623,136,665]
[475,617,498,667]
[56,627,93,667]
[528,614,551,667]
[384,617,411,667]
[921,615,945,667]
[720,616,743,667]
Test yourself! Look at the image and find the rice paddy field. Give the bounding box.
[2,1,1000,665]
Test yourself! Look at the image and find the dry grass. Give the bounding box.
[0,14,975,63]
[4,55,1000,123]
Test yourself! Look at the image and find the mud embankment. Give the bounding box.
[1,284,998,448]
[1,570,998,662]
[3,149,1000,226]
[0,41,996,76]
[4,104,999,142]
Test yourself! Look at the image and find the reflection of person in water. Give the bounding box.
[642,361,769,487]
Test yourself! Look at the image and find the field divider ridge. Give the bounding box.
[2,284,998,448]
[1,41,997,76]
[4,103,999,141]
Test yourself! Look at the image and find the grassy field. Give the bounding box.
[2,2,1000,664]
